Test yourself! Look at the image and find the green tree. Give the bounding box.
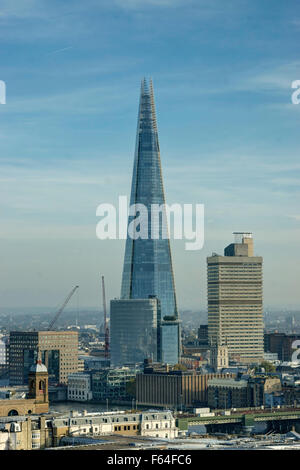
[125,378,136,398]
[173,363,187,371]
[256,361,276,373]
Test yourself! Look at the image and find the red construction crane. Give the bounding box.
[101,276,110,358]
[48,285,79,330]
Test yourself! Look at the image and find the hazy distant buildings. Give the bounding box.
[9,331,79,385]
[207,233,264,364]
[111,79,180,366]
[0,337,7,365]
[0,336,9,377]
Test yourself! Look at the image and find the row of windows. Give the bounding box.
[69,390,89,396]
[114,425,139,431]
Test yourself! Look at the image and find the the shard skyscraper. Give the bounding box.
[121,78,178,320]
[110,79,180,366]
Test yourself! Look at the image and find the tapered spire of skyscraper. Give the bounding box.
[121,78,178,320]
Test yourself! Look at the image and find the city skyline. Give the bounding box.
[2,0,300,455]
[0,1,300,310]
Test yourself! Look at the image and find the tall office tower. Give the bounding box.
[112,79,180,365]
[207,233,264,364]
[9,331,79,385]
[121,79,178,319]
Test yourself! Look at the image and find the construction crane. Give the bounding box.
[101,276,110,358]
[48,285,79,330]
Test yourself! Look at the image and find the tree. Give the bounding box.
[173,363,187,371]
[256,361,276,373]
[125,378,136,398]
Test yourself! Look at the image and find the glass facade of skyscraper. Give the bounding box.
[159,322,180,365]
[121,79,178,321]
[110,298,159,366]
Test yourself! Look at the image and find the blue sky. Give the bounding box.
[0,0,300,311]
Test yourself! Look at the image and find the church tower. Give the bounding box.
[27,359,49,404]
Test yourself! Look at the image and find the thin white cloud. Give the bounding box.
[0,222,94,240]
[0,0,46,19]
[114,0,184,7]
[0,83,135,115]
[287,215,300,221]
[271,177,300,186]
[47,46,73,55]
[240,61,300,93]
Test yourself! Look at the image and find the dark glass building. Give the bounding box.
[116,79,180,365]
[159,321,181,364]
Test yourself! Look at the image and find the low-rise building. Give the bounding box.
[136,369,235,408]
[52,410,177,444]
[282,386,300,406]
[0,409,178,450]
[68,373,92,402]
[91,367,137,403]
[248,376,282,407]
[0,415,53,450]
[207,378,249,409]
[207,374,282,409]
[265,392,284,407]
